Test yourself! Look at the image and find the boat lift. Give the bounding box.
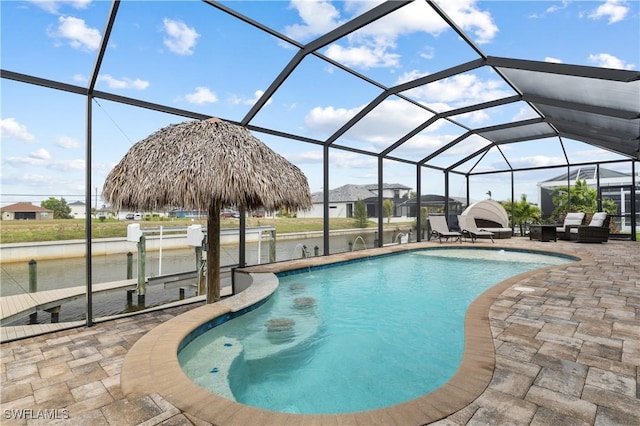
[127,223,276,303]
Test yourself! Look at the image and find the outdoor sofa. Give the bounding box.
[556,212,586,240]
[569,212,610,243]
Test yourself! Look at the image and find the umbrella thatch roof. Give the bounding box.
[102,118,312,212]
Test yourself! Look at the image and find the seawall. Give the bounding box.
[0,228,406,264]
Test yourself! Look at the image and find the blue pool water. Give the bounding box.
[179,248,573,414]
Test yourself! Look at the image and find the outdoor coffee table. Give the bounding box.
[529,224,557,242]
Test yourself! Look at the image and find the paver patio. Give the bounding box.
[1,238,638,425]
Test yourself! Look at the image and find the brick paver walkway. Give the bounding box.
[1,239,638,425]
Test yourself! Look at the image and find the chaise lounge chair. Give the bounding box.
[570,212,610,243]
[428,215,461,243]
[556,212,586,240]
[458,215,494,243]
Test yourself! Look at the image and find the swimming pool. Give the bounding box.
[178,248,573,414]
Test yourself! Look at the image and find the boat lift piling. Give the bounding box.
[127,224,146,305]
[187,224,206,296]
[28,259,37,323]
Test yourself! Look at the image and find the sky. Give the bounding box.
[1,0,638,210]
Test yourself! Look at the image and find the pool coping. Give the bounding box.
[120,242,588,425]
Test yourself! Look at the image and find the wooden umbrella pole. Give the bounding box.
[207,202,221,303]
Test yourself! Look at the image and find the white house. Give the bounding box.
[298,183,412,219]
[538,166,638,233]
[69,201,86,219]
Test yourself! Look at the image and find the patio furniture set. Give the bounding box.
[429,212,611,244]
[550,211,611,243]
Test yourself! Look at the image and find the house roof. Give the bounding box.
[1,202,52,213]
[542,166,631,183]
[402,194,465,206]
[311,182,414,203]
[363,183,412,191]
[311,184,377,203]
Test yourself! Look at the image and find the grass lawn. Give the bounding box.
[0,217,415,244]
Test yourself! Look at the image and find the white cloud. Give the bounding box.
[301,69,512,153]
[0,118,36,142]
[6,156,47,167]
[243,90,272,106]
[544,57,563,64]
[588,0,629,23]
[509,155,566,168]
[434,0,498,44]
[27,0,90,14]
[284,0,344,41]
[185,87,218,105]
[398,71,511,109]
[546,1,570,14]
[329,150,377,169]
[31,148,51,160]
[284,150,323,164]
[48,16,101,51]
[5,153,85,171]
[325,43,400,69]
[396,133,454,154]
[162,18,199,55]
[419,47,435,60]
[99,75,150,90]
[304,105,360,137]
[55,136,81,149]
[283,149,377,171]
[304,99,440,149]
[229,90,272,109]
[18,173,56,186]
[588,53,636,70]
[512,106,540,122]
[288,0,497,71]
[49,159,85,171]
[457,110,490,124]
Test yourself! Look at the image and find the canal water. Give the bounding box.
[1,232,404,325]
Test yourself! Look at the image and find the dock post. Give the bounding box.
[126,252,133,279]
[28,259,37,323]
[196,246,205,296]
[45,306,60,323]
[269,230,276,263]
[137,235,146,305]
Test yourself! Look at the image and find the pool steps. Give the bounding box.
[180,275,322,401]
[189,337,242,400]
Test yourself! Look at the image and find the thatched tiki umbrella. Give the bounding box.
[103,118,312,303]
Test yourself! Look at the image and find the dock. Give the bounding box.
[0,271,233,342]
[0,279,138,325]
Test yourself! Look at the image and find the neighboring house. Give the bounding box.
[538,166,636,221]
[69,201,86,219]
[298,183,412,219]
[399,194,467,218]
[96,207,116,219]
[1,202,53,220]
[169,209,206,219]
